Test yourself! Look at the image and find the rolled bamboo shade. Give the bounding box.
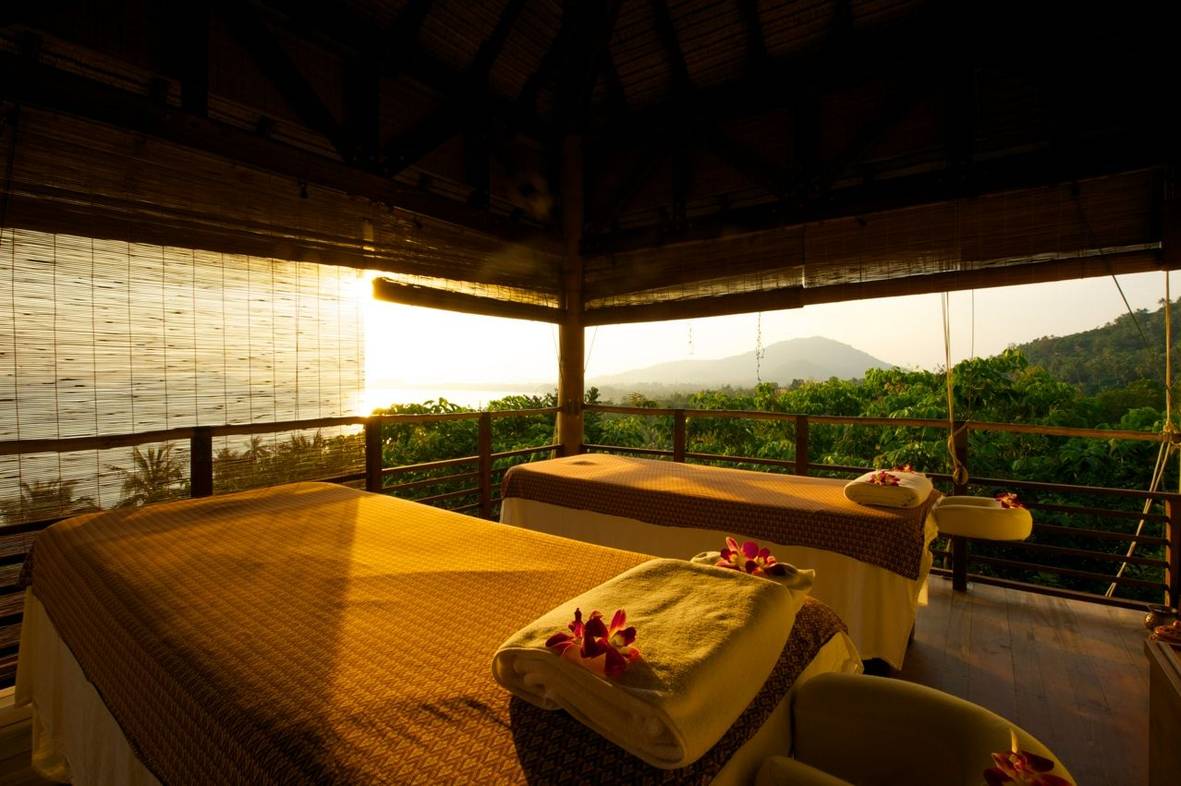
[583,169,1162,310]
[0,108,562,307]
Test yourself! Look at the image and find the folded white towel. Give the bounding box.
[689,551,815,593]
[492,558,804,768]
[843,470,933,509]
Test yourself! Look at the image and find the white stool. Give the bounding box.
[932,496,1033,591]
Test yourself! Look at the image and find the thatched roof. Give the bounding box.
[1,1,1175,321]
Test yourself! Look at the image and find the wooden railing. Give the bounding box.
[1,402,1179,687]
[584,404,1181,613]
[0,407,561,686]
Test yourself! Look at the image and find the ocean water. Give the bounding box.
[360,386,552,412]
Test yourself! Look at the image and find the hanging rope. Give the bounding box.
[942,292,969,486]
[1107,270,1176,597]
[755,312,766,383]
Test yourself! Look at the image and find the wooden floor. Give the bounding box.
[0,579,1151,785]
[901,577,1149,786]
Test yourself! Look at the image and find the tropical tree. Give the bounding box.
[0,479,99,524]
[110,445,185,507]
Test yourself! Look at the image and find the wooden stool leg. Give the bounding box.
[951,535,969,592]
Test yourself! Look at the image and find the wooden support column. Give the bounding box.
[794,415,809,476]
[365,420,383,493]
[557,135,585,456]
[189,427,213,498]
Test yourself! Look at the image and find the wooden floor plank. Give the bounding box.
[900,580,1149,786]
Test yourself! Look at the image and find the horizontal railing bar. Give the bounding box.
[583,444,674,457]
[318,471,366,484]
[1032,521,1169,545]
[450,501,483,513]
[0,517,64,535]
[401,487,480,505]
[1022,500,1168,521]
[491,444,561,460]
[807,463,874,475]
[0,427,197,455]
[582,405,1175,443]
[211,416,365,437]
[966,553,1163,589]
[968,475,1181,501]
[683,451,798,470]
[995,539,1168,567]
[382,455,479,475]
[929,567,1151,611]
[965,420,1175,442]
[487,408,559,419]
[385,471,480,493]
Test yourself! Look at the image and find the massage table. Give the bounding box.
[500,454,940,668]
[15,482,860,785]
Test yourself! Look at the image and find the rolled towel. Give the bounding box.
[492,558,804,768]
[689,551,815,593]
[843,469,933,509]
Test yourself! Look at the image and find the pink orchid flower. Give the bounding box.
[716,536,790,577]
[545,608,641,679]
[983,732,1071,786]
[995,492,1024,509]
[867,470,901,486]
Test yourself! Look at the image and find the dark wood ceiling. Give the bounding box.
[1,0,1176,286]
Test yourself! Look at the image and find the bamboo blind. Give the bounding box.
[0,107,562,307]
[583,169,1162,309]
[0,228,367,521]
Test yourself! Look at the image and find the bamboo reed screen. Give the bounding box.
[0,107,562,307]
[583,169,1162,309]
[0,228,367,522]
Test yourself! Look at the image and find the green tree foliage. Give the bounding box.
[587,347,1175,602]
[0,480,98,524]
[1020,298,1178,394]
[110,445,187,507]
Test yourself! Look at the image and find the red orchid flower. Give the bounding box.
[995,492,1024,509]
[716,536,790,577]
[983,732,1070,786]
[545,608,641,679]
[867,470,901,486]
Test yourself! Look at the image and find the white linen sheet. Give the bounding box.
[500,497,938,668]
[14,589,860,786]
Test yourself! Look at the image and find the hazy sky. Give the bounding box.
[364,270,1176,386]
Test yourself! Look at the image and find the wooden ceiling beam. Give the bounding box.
[216,1,353,161]
[383,0,528,177]
[0,52,562,252]
[373,278,563,322]
[737,0,766,72]
[649,0,690,94]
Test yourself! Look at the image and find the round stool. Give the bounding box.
[932,496,1033,591]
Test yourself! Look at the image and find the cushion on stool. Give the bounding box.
[932,496,1032,541]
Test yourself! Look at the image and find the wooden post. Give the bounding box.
[364,419,383,493]
[557,134,585,457]
[189,427,213,498]
[1166,495,1177,607]
[478,412,493,518]
[794,415,809,476]
[951,419,970,592]
[672,410,686,462]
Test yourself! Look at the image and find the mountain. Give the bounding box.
[591,337,894,388]
[1017,299,1177,393]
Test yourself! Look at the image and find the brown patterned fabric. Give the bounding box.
[23,482,845,785]
[502,455,939,579]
